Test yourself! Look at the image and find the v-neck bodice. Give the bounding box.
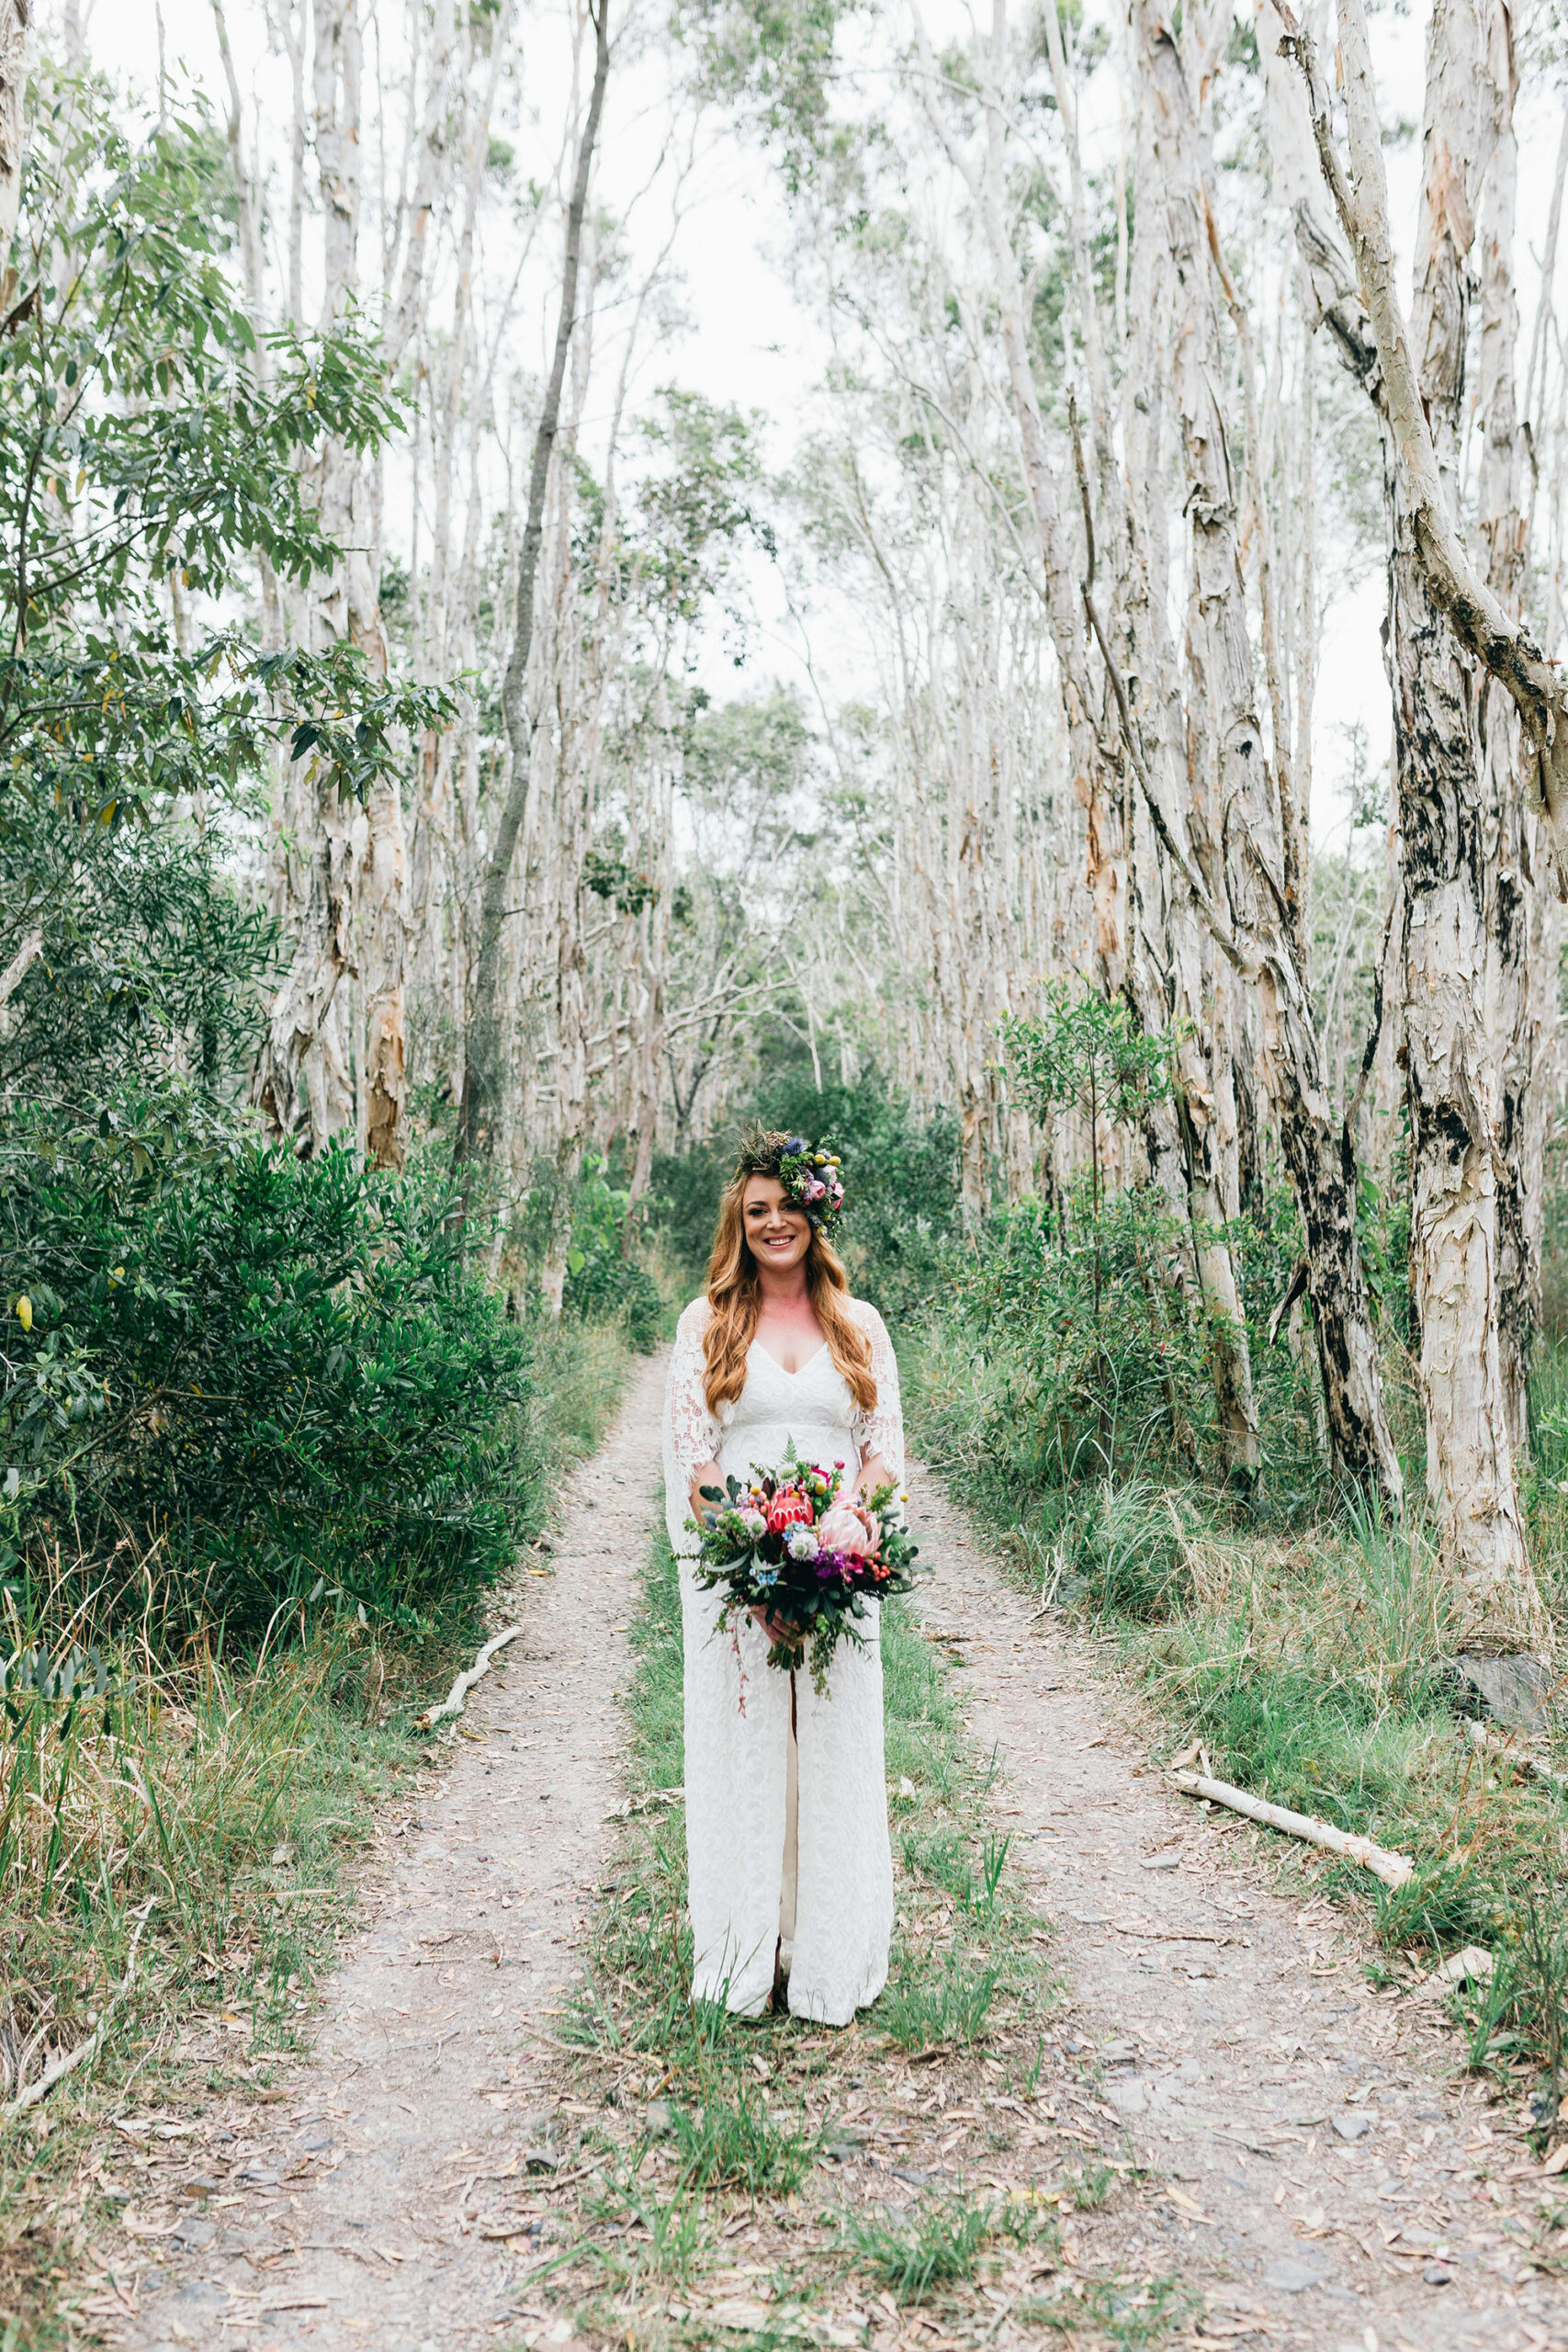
[749,1337,829,1379]
[719,1334,856,1479]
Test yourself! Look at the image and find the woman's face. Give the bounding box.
[741,1175,811,1274]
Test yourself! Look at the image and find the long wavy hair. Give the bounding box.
[703,1133,875,1419]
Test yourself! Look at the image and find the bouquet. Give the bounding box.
[689,1443,925,1693]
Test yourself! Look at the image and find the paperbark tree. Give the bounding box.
[251,0,366,1157]
[1131,0,1402,1503]
[1274,0,1547,1648]
[909,0,1263,1475]
[1473,13,1550,1458]
[0,0,28,269]
[457,0,611,1171]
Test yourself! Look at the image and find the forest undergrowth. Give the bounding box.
[505,1523,1194,2352]
[905,1298,1568,2143]
[0,1313,637,2342]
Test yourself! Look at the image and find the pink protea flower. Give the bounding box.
[765,1486,814,1535]
[819,1500,879,1558]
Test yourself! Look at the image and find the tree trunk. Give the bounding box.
[1314,0,1546,1646]
[252,0,367,1157]
[457,0,611,1170]
[0,0,28,273]
[1473,12,1544,1456]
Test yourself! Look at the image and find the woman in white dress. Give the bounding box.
[662,1128,904,2027]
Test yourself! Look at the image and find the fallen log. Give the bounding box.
[1170,1769,1415,1888]
[3,1901,154,2121]
[415,1623,523,1732]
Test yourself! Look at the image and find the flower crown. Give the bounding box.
[735,1125,847,1233]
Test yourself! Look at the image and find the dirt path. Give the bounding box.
[909,1462,1568,2352]
[96,1354,1568,2352]
[110,1351,667,2352]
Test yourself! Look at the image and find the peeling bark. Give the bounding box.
[457,0,612,1171]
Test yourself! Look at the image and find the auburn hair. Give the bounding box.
[702,1160,875,1419]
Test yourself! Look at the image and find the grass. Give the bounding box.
[0,1314,635,2347]
[905,1307,1568,2120]
[667,2083,820,2195]
[843,2190,996,2298]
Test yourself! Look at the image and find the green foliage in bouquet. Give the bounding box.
[687,1444,925,1692]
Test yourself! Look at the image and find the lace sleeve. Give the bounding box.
[851,1300,905,1481]
[665,1296,719,1487]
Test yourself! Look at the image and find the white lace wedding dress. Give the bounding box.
[662,1295,903,2026]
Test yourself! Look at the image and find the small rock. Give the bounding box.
[1332,2111,1371,2141]
[1141,1853,1182,1871]
[1262,2257,1324,2294]
[1418,1945,1494,1998]
[644,2098,677,2137]
[897,1776,916,1799]
[170,2218,217,2251]
[1451,1652,1551,1730]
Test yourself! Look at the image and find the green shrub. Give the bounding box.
[2,1126,536,1643]
[937,1186,1213,1486]
[559,1157,665,1351]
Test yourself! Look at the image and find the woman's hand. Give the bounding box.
[689,1459,725,1523]
[854,1452,895,1502]
[750,1601,798,1647]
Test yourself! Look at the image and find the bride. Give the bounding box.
[662,1126,904,2026]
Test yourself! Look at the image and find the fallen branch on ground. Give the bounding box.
[415,1624,523,1731]
[3,1901,155,2121]
[1170,1769,1415,1888]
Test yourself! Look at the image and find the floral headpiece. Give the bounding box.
[735,1125,847,1233]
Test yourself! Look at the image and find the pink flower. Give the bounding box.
[766,1486,814,1535]
[819,1500,879,1557]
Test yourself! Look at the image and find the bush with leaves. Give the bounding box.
[941,1183,1213,1488]
[2,1128,536,1642]
[0,81,529,1659]
[559,1157,665,1352]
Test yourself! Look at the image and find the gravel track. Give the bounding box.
[910,1460,1568,2352]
